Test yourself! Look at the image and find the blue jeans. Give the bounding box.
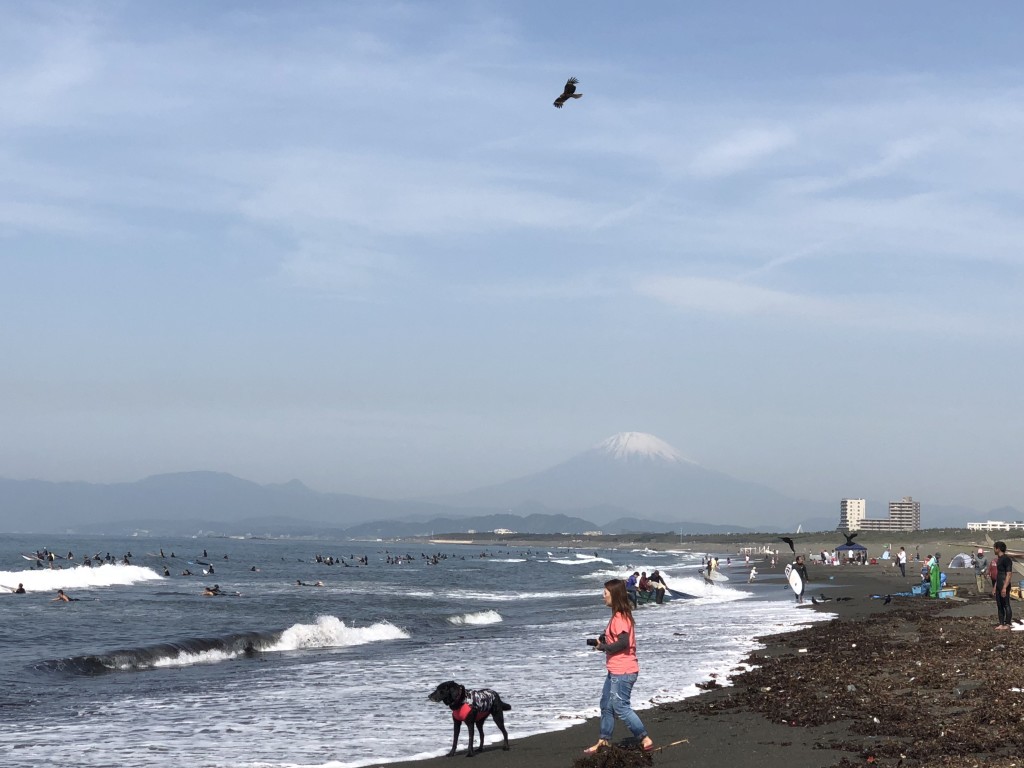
[599,672,647,741]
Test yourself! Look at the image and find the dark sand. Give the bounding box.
[383,557,1023,768]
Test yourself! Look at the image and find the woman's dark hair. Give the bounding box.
[604,578,634,625]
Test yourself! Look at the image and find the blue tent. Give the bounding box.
[836,542,868,560]
[835,542,867,554]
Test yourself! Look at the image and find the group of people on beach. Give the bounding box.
[623,570,668,606]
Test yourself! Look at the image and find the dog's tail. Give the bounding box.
[500,702,512,711]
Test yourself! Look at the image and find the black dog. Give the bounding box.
[428,680,511,757]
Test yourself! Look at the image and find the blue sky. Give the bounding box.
[2,1,1023,512]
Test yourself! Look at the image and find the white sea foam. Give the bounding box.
[149,648,239,669]
[447,610,502,625]
[269,616,409,651]
[489,558,526,563]
[0,563,164,593]
[547,556,613,566]
[406,588,590,601]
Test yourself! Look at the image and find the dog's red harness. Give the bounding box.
[451,703,489,722]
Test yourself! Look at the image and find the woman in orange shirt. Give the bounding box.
[584,578,654,754]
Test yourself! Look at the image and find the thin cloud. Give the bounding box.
[633,274,1005,337]
[689,127,797,178]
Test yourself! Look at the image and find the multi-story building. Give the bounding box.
[838,498,866,530]
[838,496,921,532]
[967,520,1024,531]
[888,496,921,530]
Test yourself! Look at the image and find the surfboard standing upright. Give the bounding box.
[785,563,803,603]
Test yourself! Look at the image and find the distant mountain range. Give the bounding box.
[0,432,1007,535]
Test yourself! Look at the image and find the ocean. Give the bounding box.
[0,534,829,767]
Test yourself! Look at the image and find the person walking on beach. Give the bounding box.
[974,548,989,595]
[897,547,907,578]
[993,541,1014,630]
[584,579,654,755]
[793,555,810,604]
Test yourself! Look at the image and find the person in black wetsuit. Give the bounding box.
[793,555,810,604]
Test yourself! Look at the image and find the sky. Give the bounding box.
[2,1,1024,512]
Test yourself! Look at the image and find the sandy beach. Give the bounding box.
[384,537,1023,768]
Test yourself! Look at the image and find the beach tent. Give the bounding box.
[836,542,867,553]
[947,553,973,568]
[835,542,868,559]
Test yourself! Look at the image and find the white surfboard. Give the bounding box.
[700,568,729,582]
[785,564,803,595]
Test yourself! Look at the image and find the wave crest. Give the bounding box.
[0,563,164,593]
[447,610,502,626]
[270,616,408,651]
[36,617,409,675]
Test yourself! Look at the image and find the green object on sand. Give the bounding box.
[929,561,940,598]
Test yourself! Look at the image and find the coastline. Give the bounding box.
[378,563,1022,768]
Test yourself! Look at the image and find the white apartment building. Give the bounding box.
[967,520,1024,531]
[838,498,866,530]
[838,496,921,532]
[887,496,921,531]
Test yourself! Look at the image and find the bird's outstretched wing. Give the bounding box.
[843,532,859,546]
[553,76,582,108]
[780,536,796,553]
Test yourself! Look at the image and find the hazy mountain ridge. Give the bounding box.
[0,433,1005,535]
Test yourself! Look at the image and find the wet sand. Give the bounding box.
[381,558,1023,768]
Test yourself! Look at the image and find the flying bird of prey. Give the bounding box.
[553,76,582,108]
[780,536,796,553]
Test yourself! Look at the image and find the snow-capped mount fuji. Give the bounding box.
[430,432,819,528]
[591,432,696,465]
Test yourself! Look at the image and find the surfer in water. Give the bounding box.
[52,589,77,602]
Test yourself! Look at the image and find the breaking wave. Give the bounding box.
[0,563,164,593]
[447,610,502,626]
[35,616,409,675]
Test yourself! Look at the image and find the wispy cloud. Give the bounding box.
[689,126,797,178]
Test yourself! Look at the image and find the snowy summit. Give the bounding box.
[593,432,694,464]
